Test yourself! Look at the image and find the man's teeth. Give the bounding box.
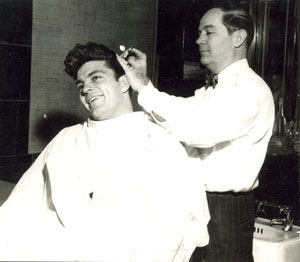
[89,96,101,103]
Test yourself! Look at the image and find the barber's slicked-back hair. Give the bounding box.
[219,6,254,49]
[64,42,125,79]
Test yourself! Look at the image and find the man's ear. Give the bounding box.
[118,75,130,93]
[234,29,247,48]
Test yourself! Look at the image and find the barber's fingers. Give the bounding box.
[116,54,130,72]
[119,48,131,59]
[130,47,147,60]
[127,55,138,65]
[119,47,135,60]
[116,54,149,89]
[120,47,147,60]
[118,49,138,69]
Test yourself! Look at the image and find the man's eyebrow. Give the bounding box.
[87,70,105,77]
[199,25,215,31]
[76,70,105,85]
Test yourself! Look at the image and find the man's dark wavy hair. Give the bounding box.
[64,42,125,79]
[219,6,254,49]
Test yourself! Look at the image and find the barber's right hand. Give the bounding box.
[117,47,150,92]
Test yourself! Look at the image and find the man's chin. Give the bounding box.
[200,56,209,65]
[90,111,104,121]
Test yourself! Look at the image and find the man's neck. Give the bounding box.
[212,56,247,75]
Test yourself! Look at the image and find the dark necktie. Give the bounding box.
[205,73,218,89]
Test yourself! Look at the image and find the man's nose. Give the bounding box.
[82,82,93,95]
[196,34,205,45]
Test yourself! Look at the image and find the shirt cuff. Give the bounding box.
[137,81,156,111]
[138,80,155,95]
[137,82,168,125]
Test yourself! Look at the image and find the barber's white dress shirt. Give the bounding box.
[138,59,275,192]
[0,112,209,262]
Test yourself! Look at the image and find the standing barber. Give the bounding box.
[118,6,275,262]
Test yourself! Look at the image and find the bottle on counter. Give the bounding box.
[269,95,291,153]
[293,94,300,152]
[275,96,287,135]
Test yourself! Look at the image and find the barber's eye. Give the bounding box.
[207,31,213,35]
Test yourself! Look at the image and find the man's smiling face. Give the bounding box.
[76,60,126,121]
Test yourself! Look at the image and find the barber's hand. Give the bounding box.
[116,47,150,92]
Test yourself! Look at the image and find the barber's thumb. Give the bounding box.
[116,55,128,70]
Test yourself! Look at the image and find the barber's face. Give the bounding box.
[196,8,236,74]
[76,61,126,121]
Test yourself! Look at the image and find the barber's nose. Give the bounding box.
[196,34,205,45]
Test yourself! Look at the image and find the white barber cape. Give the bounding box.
[0,112,209,262]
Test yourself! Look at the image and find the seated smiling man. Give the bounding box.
[0,42,209,261]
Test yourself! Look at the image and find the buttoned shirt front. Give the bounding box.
[138,59,275,192]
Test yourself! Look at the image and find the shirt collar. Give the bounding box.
[87,111,147,131]
[217,59,249,81]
